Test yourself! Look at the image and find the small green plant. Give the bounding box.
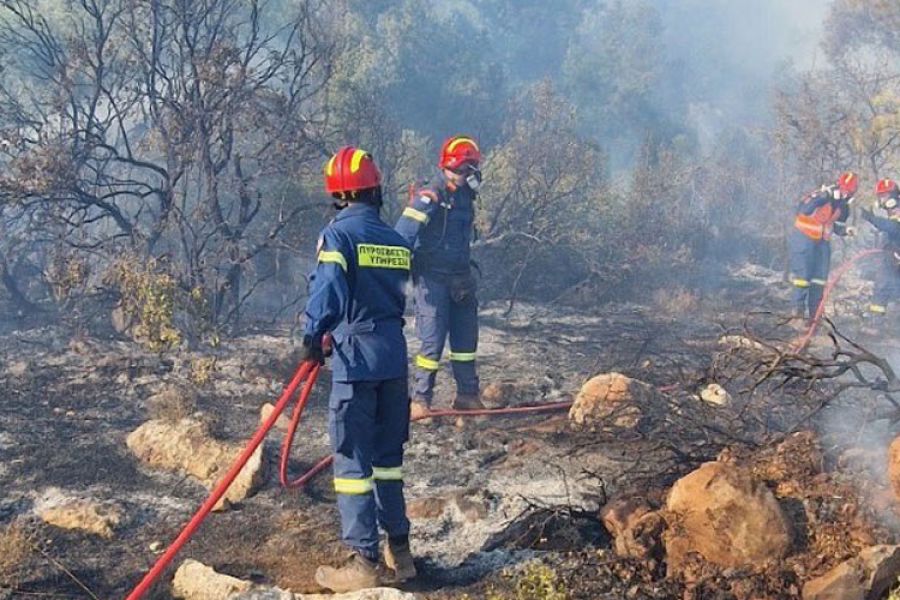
[45,251,89,304]
[187,285,220,347]
[514,563,568,600]
[106,255,182,352]
[481,562,569,600]
[190,355,217,386]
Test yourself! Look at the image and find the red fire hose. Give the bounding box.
[125,360,320,600]
[120,241,893,598]
[280,400,576,489]
[277,363,329,489]
[793,248,884,351]
[125,359,579,599]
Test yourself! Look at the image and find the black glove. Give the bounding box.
[295,335,325,365]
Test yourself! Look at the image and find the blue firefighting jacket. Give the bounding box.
[863,209,900,248]
[304,203,411,382]
[395,173,476,276]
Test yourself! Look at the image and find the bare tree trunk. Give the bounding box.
[0,252,38,315]
[504,242,538,317]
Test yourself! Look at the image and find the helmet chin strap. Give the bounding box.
[332,187,382,210]
[332,191,348,210]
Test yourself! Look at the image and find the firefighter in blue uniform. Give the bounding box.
[863,178,900,316]
[300,146,416,592]
[789,172,858,321]
[395,136,484,419]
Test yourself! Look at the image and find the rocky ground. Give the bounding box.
[3,263,900,599]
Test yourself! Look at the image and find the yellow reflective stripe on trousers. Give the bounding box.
[791,278,810,288]
[334,477,373,495]
[810,278,827,286]
[318,250,348,272]
[357,244,411,270]
[870,304,887,314]
[402,206,429,224]
[449,351,476,362]
[372,466,403,481]
[416,355,439,371]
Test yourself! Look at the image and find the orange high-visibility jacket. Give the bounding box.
[794,185,850,241]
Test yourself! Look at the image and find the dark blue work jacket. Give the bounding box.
[304,203,411,382]
[395,173,476,276]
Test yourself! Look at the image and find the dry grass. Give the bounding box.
[148,385,197,423]
[652,285,700,317]
[0,521,34,588]
[147,384,227,439]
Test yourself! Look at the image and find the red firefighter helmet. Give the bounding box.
[439,136,481,171]
[324,146,381,195]
[876,178,898,196]
[837,171,859,196]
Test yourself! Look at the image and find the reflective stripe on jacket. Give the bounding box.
[794,186,848,241]
[304,203,411,381]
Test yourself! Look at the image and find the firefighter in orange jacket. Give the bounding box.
[789,172,858,321]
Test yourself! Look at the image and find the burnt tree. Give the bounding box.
[0,0,336,330]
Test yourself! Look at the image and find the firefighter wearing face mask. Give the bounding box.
[789,172,858,321]
[395,136,483,419]
[862,178,900,316]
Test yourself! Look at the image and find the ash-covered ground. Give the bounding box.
[2,263,900,599]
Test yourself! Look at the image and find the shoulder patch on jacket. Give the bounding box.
[357,244,411,270]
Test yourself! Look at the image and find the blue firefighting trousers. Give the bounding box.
[870,252,900,315]
[329,378,410,559]
[412,272,479,404]
[789,229,831,320]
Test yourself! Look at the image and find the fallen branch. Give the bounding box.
[33,544,101,600]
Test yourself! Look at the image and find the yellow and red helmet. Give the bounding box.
[837,171,858,196]
[876,178,898,197]
[439,136,481,171]
[324,146,381,195]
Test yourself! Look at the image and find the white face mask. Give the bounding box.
[458,163,482,192]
